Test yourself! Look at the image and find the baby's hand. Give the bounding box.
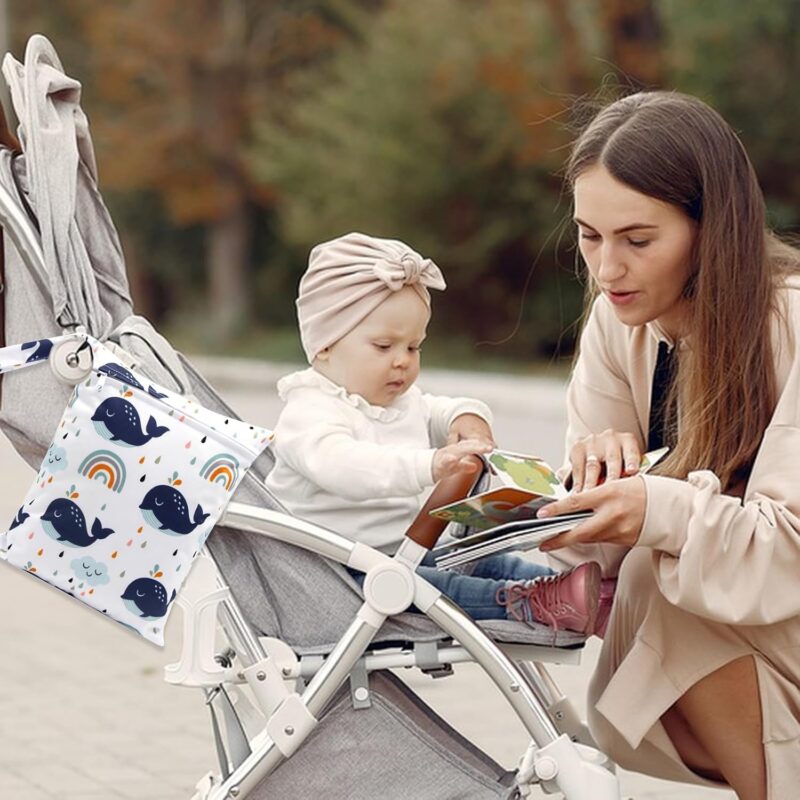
[447,413,495,448]
[432,439,493,482]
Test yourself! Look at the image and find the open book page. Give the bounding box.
[433,514,592,569]
[429,446,668,532]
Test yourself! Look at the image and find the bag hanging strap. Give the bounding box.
[0,333,89,378]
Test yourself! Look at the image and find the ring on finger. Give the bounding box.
[586,454,600,466]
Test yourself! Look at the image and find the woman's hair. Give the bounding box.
[566,91,800,488]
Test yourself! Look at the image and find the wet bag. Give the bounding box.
[0,335,272,645]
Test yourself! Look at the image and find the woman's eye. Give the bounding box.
[579,232,600,242]
[628,239,650,248]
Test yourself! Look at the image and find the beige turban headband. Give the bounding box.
[297,232,446,363]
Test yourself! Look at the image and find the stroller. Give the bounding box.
[0,35,622,800]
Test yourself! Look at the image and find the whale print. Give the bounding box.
[139,485,210,536]
[91,398,169,447]
[98,363,168,400]
[40,498,115,548]
[99,363,144,390]
[2,335,273,646]
[21,339,53,364]
[121,577,176,619]
[9,506,29,530]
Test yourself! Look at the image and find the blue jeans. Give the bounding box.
[417,552,555,620]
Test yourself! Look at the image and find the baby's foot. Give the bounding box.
[496,562,602,635]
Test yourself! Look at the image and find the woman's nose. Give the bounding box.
[596,242,626,283]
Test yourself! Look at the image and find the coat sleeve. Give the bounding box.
[422,393,493,447]
[640,424,800,625]
[273,398,435,502]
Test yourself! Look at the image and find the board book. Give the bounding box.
[431,447,668,569]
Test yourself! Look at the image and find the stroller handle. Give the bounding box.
[404,455,483,550]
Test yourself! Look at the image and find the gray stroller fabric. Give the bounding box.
[0,34,135,468]
[179,357,585,651]
[0,153,70,466]
[250,671,517,800]
[2,34,131,337]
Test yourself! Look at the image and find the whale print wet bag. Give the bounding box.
[0,337,272,645]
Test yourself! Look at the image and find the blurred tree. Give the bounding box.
[601,0,665,89]
[662,0,800,231]
[9,0,378,341]
[5,0,798,362]
[253,0,590,358]
[80,0,371,342]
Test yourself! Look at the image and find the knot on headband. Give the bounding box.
[372,250,444,292]
[296,232,446,363]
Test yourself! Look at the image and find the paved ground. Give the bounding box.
[0,358,735,799]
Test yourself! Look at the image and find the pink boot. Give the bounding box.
[496,562,602,635]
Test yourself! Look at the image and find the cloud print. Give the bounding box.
[71,556,110,586]
[46,444,68,473]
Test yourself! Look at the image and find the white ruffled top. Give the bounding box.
[266,368,492,551]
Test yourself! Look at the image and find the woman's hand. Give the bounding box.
[447,413,495,448]
[537,475,646,551]
[432,438,493,482]
[569,429,642,492]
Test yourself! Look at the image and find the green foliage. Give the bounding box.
[661,0,800,229]
[6,0,800,363]
[252,0,586,356]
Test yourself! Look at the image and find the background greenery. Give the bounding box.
[6,0,799,370]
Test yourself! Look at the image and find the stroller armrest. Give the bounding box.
[404,455,483,550]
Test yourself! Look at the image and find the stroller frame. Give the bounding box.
[0,39,624,798]
[165,488,621,799]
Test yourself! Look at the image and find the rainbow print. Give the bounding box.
[78,449,127,493]
[200,453,240,492]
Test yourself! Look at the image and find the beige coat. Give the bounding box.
[557,282,800,795]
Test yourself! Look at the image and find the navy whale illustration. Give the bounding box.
[98,363,168,400]
[40,498,114,548]
[121,577,176,619]
[21,339,53,364]
[9,506,29,530]
[139,485,210,535]
[91,397,169,447]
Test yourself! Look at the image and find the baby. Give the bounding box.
[266,232,601,634]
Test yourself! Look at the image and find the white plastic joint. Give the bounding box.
[534,755,559,781]
[362,562,415,615]
[242,658,292,718]
[265,694,318,758]
[48,335,93,385]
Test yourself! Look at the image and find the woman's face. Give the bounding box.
[573,164,697,338]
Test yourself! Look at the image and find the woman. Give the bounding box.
[537,91,800,799]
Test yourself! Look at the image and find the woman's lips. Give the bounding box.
[607,290,639,306]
